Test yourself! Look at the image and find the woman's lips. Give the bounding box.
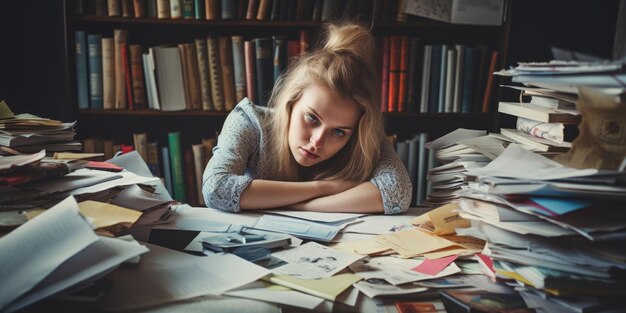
[299,147,320,159]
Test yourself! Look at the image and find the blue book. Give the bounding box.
[75,31,89,109]
[461,47,481,113]
[416,132,429,205]
[272,36,288,83]
[254,38,273,106]
[161,146,173,197]
[87,34,103,109]
[427,45,441,113]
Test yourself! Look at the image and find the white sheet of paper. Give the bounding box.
[349,256,461,285]
[0,196,98,310]
[6,236,149,312]
[166,205,261,230]
[425,128,487,150]
[272,242,364,279]
[96,243,271,312]
[140,295,282,313]
[26,168,122,193]
[67,169,159,195]
[343,207,428,235]
[225,281,325,310]
[254,214,341,242]
[466,144,597,180]
[353,280,428,298]
[265,210,365,223]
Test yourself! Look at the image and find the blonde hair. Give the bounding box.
[267,22,383,182]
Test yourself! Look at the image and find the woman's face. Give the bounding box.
[288,83,360,167]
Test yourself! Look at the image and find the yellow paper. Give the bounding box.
[428,203,470,235]
[53,152,104,160]
[377,229,456,258]
[342,239,391,255]
[78,200,142,229]
[268,273,361,301]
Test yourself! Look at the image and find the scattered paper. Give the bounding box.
[271,242,364,279]
[412,255,459,276]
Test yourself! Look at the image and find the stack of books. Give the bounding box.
[494,59,626,154]
[457,144,626,311]
[0,101,81,155]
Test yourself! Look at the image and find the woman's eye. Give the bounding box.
[332,129,346,137]
[305,113,318,123]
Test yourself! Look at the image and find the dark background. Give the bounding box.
[0,0,620,122]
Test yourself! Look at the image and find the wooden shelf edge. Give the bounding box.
[74,16,501,30]
[78,109,230,117]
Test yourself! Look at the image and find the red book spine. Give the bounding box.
[244,40,257,103]
[397,36,410,112]
[380,36,390,112]
[299,30,309,55]
[481,50,500,113]
[121,43,134,110]
[387,36,400,112]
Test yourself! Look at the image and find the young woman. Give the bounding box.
[202,22,411,214]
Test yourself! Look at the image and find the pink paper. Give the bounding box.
[411,254,458,276]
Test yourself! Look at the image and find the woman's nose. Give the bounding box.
[310,128,325,148]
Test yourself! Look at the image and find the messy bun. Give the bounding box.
[322,23,376,66]
[269,22,383,183]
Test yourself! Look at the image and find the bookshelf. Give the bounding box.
[63,0,512,204]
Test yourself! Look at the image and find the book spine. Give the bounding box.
[380,36,389,112]
[101,37,115,109]
[75,31,89,109]
[437,44,448,113]
[178,44,193,110]
[147,141,161,177]
[387,35,400,112]
[184,148,199,205]
[129,44,147,109]
[114,29,128,109]
[428,45,441,113]
[170,0,182,18]
[256,0,270,20]
[207,36,225,111]
[481,50,499,113]
[133,132,149,162]
[254,37,273,106]
[246,0,258,19]
[195,38,214,110]
[146,0,158,17]
[192,143,206,206]
[205,0,220,19]
[121,43,134,110]
[182,0,195,18]
[312,0,323,20]
[108,0,121,16]
[221,0,238,19]
[232,36,247,103]
[185,43,203,109]
[270,0,281,20]
[406,37,423,113]
[194,0,205,18]
[168,132,186,202]
[452,45,465,113]
[244,40,257,103]
[161,146,173,196]
[397,35,410,112]
[444,48,456,113]
[87,34,103,109]
[219,37,236,111]
[133,0,146,17]
[419,45,432,113]
[272,36,287,82]
[121,0,134,17]
[460,47,479,113]
[156,0,171,18]
[95,0,108,16]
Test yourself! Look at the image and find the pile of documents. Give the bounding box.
[457,144,626,311]
[423,128,506,205]
[0,101,81,155]
[0,196,149,312]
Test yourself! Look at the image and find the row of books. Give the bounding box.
[392,132,435,206]
[82,132,216,205]
[381,37,499,113]
[75,29,310,111]
[75,0,412,23]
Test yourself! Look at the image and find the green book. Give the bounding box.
[168,132,186,202]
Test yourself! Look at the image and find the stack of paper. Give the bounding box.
[457,144,626,311]
[0,196,149,312]
[0,101,81,155]
[423,128,498,205]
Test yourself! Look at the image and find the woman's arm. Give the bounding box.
[287,181,384,214]
[240,179,360,210]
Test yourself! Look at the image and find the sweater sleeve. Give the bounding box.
[202,104,258,212]
[370,140,412,214]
